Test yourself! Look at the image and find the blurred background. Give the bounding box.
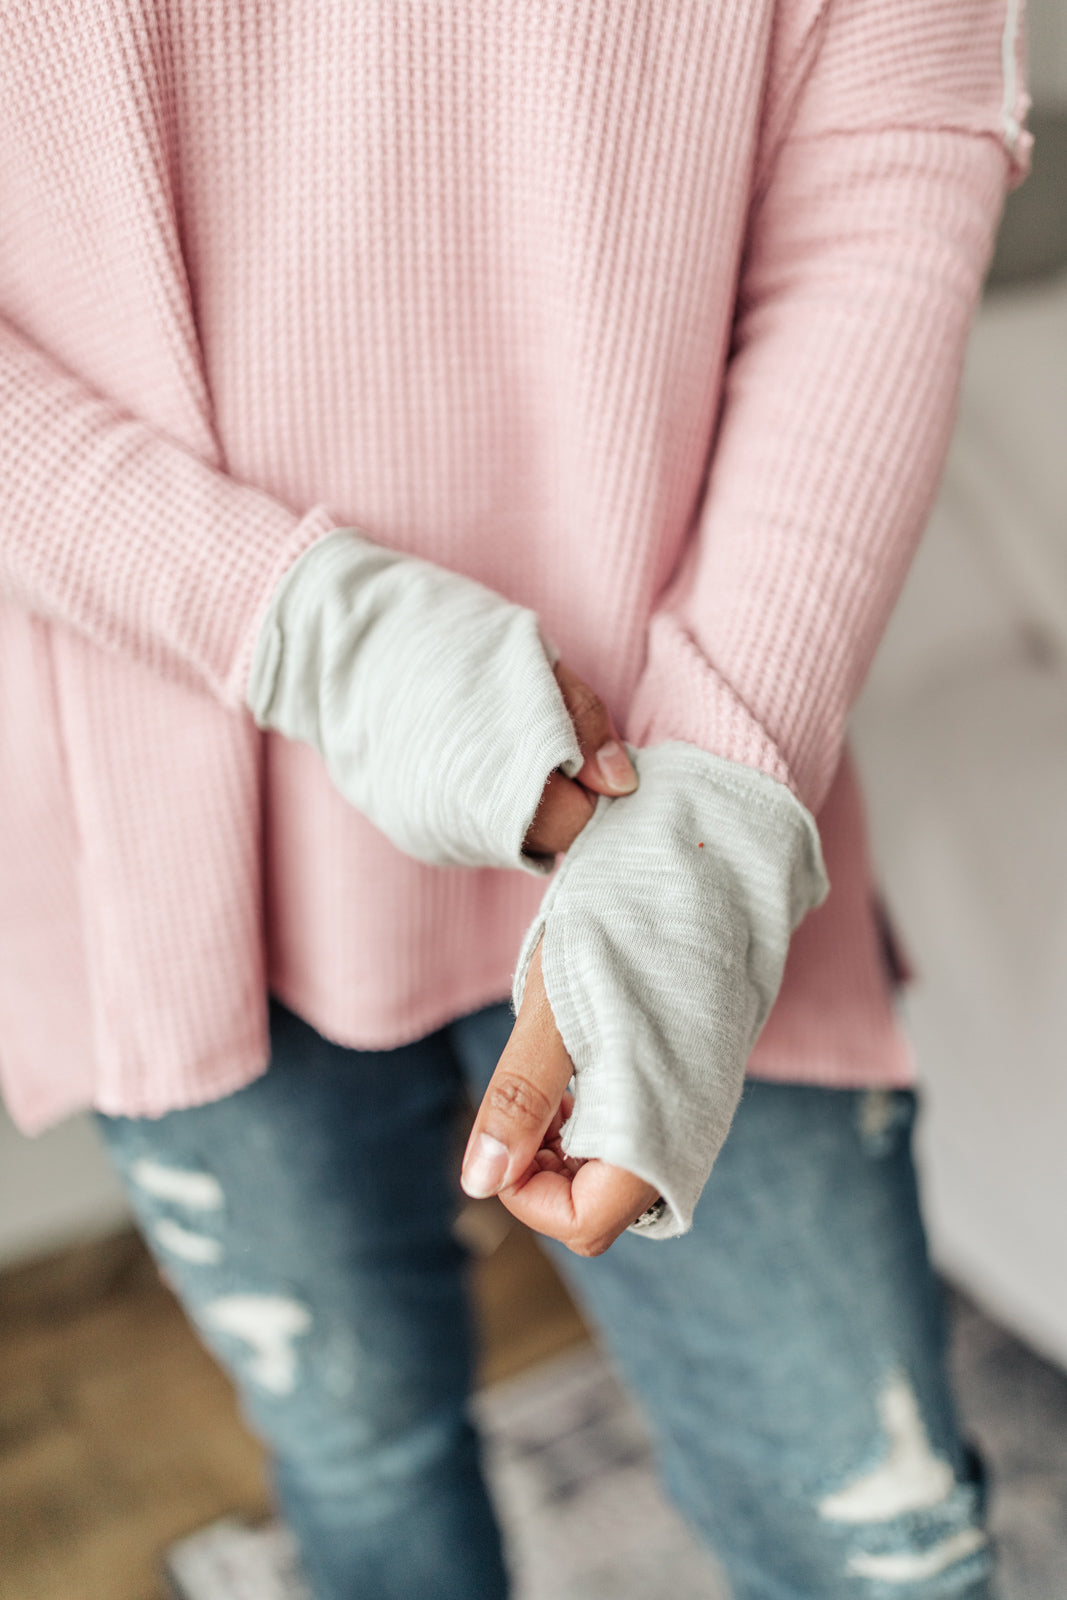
[2,9,1066,1600]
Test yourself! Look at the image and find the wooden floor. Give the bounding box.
[0,1210,589,1600]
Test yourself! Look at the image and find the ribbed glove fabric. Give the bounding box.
[246,529,582,871]
[513,743,829,1238]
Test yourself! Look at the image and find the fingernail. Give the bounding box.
[461,1133,510,1198]
[596,740,638,794]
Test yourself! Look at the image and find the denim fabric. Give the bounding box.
[98,999,506,1600]
[97,998,995,1600]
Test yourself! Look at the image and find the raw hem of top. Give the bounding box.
[745,1032,917,1091]
[4,968,917,1137]
[5,1048,271,1138]
[268,964,516,1057]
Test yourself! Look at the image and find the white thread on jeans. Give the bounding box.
[202,1294,312,1395]
[153,1218,223,1265]
[847,1527,988,1583]
[132,1158,224,1211]
[857,1089,896,1144]
[819,1374,955,1523]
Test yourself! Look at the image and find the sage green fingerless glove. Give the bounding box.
[512,742,829,1237]
[247,528,582,871]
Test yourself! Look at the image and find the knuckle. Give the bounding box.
[569,681,605,731]
[485,1072,553,1130]
[569,1232,612,1259]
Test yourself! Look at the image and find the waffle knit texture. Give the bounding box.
[0,1,1029,1133]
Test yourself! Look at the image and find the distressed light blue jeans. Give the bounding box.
[96,997,995,1600]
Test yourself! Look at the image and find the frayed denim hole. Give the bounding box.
[856,1088,918,1159]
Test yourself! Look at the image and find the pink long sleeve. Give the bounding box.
[627,0,1030,815]
[0,316,334,707]
[0,0,1029,1132]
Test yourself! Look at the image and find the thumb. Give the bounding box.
[461,940,574,1198]
[553,661,638,798]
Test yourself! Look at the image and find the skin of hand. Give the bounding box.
[521,660,639,858]
[461,662,660,1256]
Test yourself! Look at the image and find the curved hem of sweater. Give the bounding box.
[3,971,917,1137]
[4,1045,273,1138]
[268,965,516,1057]
[745,1023,917,1090]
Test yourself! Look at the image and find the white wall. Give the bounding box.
[0,1102,130,1266]
[1030,0,1067,109]
[852,271,1067,1369]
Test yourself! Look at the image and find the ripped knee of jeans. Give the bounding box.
[818,1371,992,1590]
[200,1292,314,1396]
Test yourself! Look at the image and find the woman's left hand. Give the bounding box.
[460,939,659,1256]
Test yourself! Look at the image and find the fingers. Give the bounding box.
[523,661,638,859]
[461,940,575,1200]
[461,939,661,1257]
[499,1159,660,1257]
[523,769,596,859]
[552,661,638,799]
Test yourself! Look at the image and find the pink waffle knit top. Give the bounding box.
[0,1,1029,1134]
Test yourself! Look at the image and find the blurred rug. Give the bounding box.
[165,1291,1067,1599]
[164,1342,727,1600]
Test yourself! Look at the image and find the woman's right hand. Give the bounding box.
[522,661,638,860]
